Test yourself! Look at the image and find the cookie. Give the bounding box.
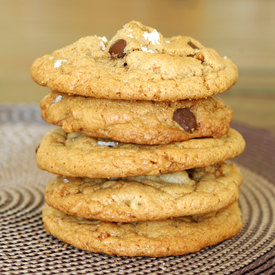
[45,162,242,222]
[42,202,242,257]
[41,92,233,145]
[36,128,245,178]
[31,21,238,101]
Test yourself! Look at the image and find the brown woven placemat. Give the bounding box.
[0,105,274,275]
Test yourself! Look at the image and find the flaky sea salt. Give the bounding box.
[63,178,69,183]
[97,140,119,147]
[143,29,160,45]
[100,41,106,50]
[54,59,67,68]
[101,36,108,42]
[126,34,134,38]
[54,95,62,103]
[141,46,155,53]
[95,35,108,42]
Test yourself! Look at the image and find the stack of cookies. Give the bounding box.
[31,21,245,257]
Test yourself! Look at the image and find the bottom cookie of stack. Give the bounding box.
[43,202,242,257]
[42,162,243,257]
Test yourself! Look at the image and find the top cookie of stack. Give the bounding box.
[32,20,238,146]
[31,20,238,102]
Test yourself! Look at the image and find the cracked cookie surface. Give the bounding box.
[45,162,242,222]
[41,92,233,145]
[31,21,238,101]
[42,202,242,257]
[36,128,245,178]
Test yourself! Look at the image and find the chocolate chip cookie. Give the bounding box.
[31,21,238,101]
[42,202,242,257]
[45,162,242,222]
[40,92,233,144]
[36,128,245,178]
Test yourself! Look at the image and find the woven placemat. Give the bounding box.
[0,105,274,275]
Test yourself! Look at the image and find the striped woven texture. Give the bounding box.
[0,105,274,274]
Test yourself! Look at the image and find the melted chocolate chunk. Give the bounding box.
[188,41,199,50]
[107,177,122,181]
[173,108,197,133]
[186,169,195,180]
[109,39,127,58]
[196,53,205,63]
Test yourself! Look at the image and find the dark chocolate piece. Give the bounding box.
[188,41,199,50]
[173,108,197,133]
[109,39,127,58]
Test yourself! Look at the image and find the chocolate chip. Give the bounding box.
[173,108,197,133]
[35,144,40,154]
[188,41,199,50]
[109,39,127,58]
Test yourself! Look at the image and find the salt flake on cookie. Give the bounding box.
[54,59,67,68]
[143,29,161,45]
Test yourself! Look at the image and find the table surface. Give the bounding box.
[0,0,275,133]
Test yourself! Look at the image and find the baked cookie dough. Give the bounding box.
[42,202,242,257]
[31,21,238,101]
[41,92,233,145]
[36,128,245,178]
[45,162,242,222]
